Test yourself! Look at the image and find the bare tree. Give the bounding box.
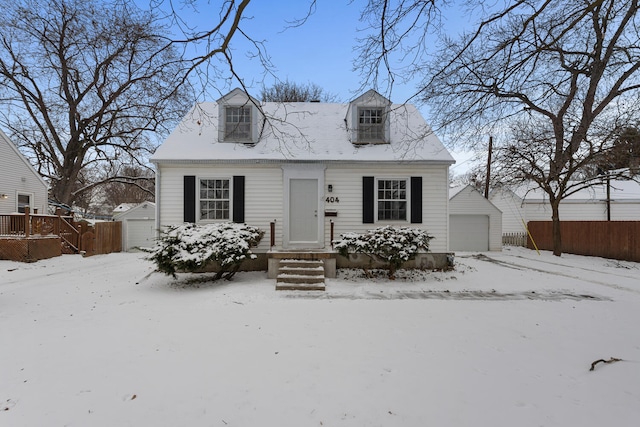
[260,80,338,102]
[354,0,443,97]
[100,165,155,209]
[357,0,640,256]
[0,0,193,207]
[602,126,640,172]
[161,0,267,98]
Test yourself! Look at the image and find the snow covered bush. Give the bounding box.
[333,226,433,279]
[147,222,264,280]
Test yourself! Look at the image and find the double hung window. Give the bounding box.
[358,108,384,142]
[199,179,230,220]
[377,179,407,221]
[225,106,251,141]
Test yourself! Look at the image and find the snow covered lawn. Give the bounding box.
[1,247,639,426]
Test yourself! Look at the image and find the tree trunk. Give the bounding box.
[551,199,562,257]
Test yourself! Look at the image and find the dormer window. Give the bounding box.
[217,88,263,143]
[346,90,391,144]
[225,106,252,141]
[358,108,384,142]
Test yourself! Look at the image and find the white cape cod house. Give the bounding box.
[151,89,455,277]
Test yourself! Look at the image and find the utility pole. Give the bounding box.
[606,172,611,221]
[484,136,493,199]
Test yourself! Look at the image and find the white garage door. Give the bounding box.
[126,219,156,251]
[450,214,489,251]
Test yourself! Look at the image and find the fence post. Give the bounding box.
[54,208,61,235]
[24,206,30,237]
[77,224,83,252]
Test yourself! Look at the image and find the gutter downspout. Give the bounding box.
[154,163,161,238]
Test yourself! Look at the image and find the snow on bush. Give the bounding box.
[147,222,264,280]
[333,225,433,279]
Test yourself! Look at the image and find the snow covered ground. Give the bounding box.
[1,247,639,426]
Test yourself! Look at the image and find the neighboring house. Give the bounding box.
[449,185,502,251]
[490,179,640,234]
[113,201,156,251]
[151,88,456,274]
[0,129,48,215]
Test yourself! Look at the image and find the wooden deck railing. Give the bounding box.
[59,215,80,253]
[0,213,26,236]
[0,207,75,238]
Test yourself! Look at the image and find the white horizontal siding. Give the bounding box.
[525,200,640,222]
[490,190,527,234]
[494,190,640,234]
[157,164,283,252]
[158,162,451,254]
[244,167,283,251]
[325,164,450,253]
[0,132,48,215]
[609,202,640,220]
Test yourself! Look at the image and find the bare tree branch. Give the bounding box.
[0,0,193,206]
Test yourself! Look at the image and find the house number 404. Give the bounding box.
[325,196,340,203]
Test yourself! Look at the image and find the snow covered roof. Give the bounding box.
[151,98,455,164]
[113,201,156,220]
[449,185,468,199]
[112,203,138,214]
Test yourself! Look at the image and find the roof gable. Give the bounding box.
[216,87,260,106]
[450,184,501,213]
[0,129,48,189]
[113,201,155,219]
[348,89,391,108]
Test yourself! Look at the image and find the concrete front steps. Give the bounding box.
[268,251,336,291]
[275,259,325,291]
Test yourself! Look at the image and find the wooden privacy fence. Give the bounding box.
[80,221,122,256]
[527,221,640,262]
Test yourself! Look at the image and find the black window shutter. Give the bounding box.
[410,176,423,224]
[232,175,245,223]
[183,175,196,223]
[363,176,374,224]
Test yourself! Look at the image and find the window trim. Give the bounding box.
[16,192,33,214]
[224,105,252,142]
[197,177,233,222]
[374,177,409,222]
[357,106,386,143]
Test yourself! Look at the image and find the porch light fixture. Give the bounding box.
[0,194,7,199]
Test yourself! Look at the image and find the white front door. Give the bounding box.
[289,178,319,244]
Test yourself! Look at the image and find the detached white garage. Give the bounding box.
[113,201,156,251]
[449,185,502,251]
